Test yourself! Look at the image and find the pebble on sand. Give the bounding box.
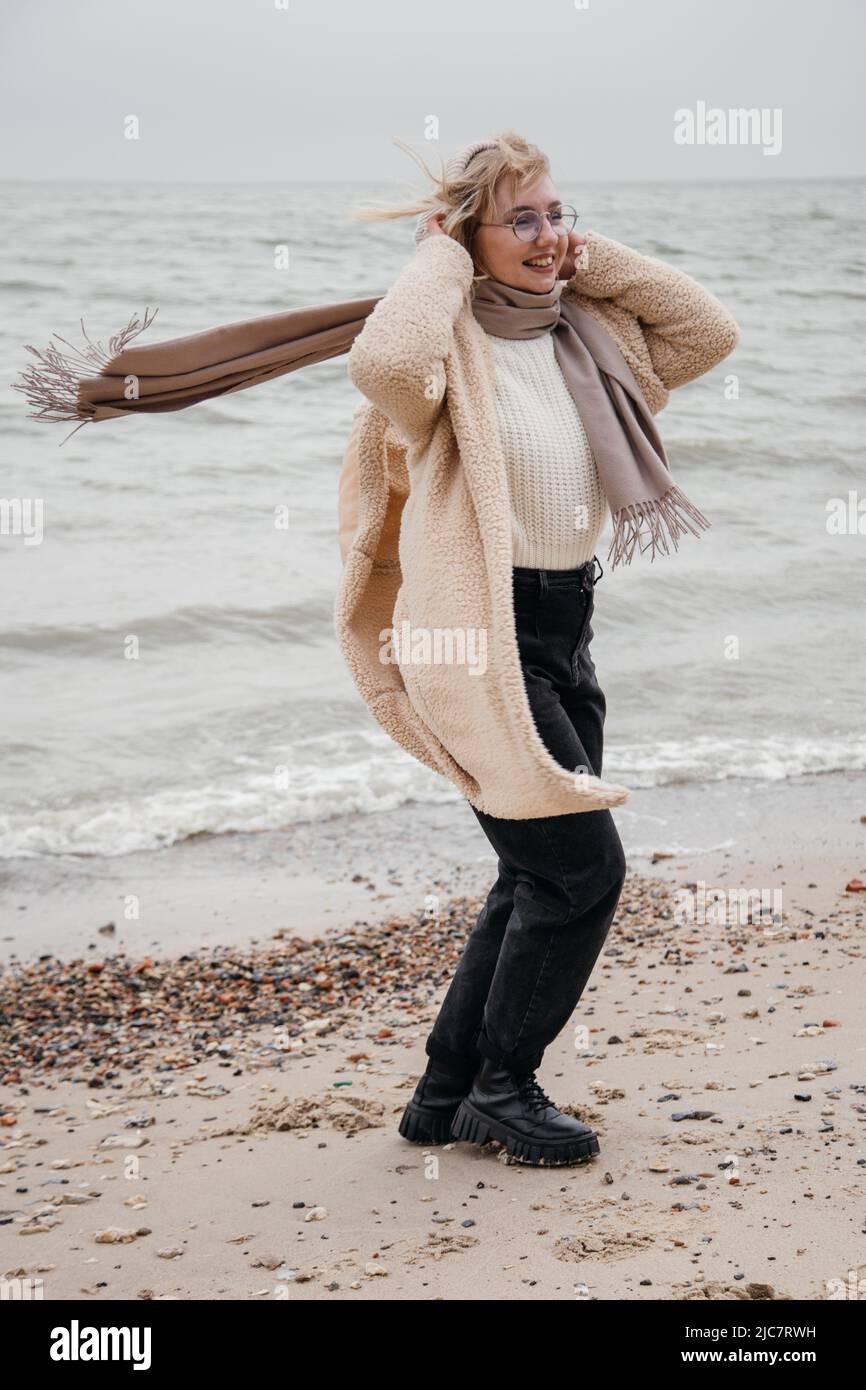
[94,1227,152,1244]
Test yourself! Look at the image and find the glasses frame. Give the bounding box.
[475,205,579,242]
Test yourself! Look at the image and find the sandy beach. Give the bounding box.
[2,769,865,1301]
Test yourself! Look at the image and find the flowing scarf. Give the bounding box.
[12,274,709,566]
[11,299,380,433]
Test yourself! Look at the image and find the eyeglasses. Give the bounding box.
[476,205,579,242]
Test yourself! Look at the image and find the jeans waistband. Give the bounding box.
[512,555,603,591]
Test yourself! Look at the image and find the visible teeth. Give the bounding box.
[525,257,554,266]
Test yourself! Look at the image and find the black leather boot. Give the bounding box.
[450,1057,599,1165]
[398,1057,478,1145]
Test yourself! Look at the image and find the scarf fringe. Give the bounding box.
[607,484,711,567]
[10,308,159,426]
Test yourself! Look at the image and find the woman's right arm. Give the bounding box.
[347,230,475,452]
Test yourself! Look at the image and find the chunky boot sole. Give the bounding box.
[450,1098,600,1166]
[398,1099,461,1146]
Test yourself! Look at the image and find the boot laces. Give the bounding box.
[512,1070,554,1113]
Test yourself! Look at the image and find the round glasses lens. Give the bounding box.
[512,207,579,240]
[513,213,541,241]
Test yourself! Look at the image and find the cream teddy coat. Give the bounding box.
[334,230,739,819]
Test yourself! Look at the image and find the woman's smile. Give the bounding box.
[522,253,557,276]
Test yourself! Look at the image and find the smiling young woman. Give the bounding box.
[345,131,739,1166]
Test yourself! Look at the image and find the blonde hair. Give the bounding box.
[348,129,550,276]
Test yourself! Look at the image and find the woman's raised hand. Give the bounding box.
[559,229,589,280]
[419,209,448,239]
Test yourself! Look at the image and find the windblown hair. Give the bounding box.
[348,129,550,276]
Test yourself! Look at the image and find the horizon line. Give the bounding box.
[0,173,864,186]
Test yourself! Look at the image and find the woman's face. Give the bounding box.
[471,172,568,292]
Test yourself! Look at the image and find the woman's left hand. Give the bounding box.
[559,230,589,281]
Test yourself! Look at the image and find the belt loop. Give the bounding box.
[539,569,548,596]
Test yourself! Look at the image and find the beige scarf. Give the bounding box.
[12,298,379,429]
[13,276,709,567]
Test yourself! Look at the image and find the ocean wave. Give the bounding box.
[0,725,458,858]
[779,286,866,301]
[0,278,66,292]
[606,734,866,788]
[1,733,864,860]
[0,598,337,654]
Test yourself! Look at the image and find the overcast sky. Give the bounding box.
[1,0,862,183]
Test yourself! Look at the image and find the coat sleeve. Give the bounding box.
[346,233,476,451]
[565,230,740,393]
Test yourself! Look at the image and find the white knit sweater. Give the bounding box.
[486,330,608,570]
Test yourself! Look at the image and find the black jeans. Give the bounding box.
[425,557,627,1077]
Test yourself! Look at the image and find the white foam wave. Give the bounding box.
[1,732,864,860]
[605,734,866,787]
